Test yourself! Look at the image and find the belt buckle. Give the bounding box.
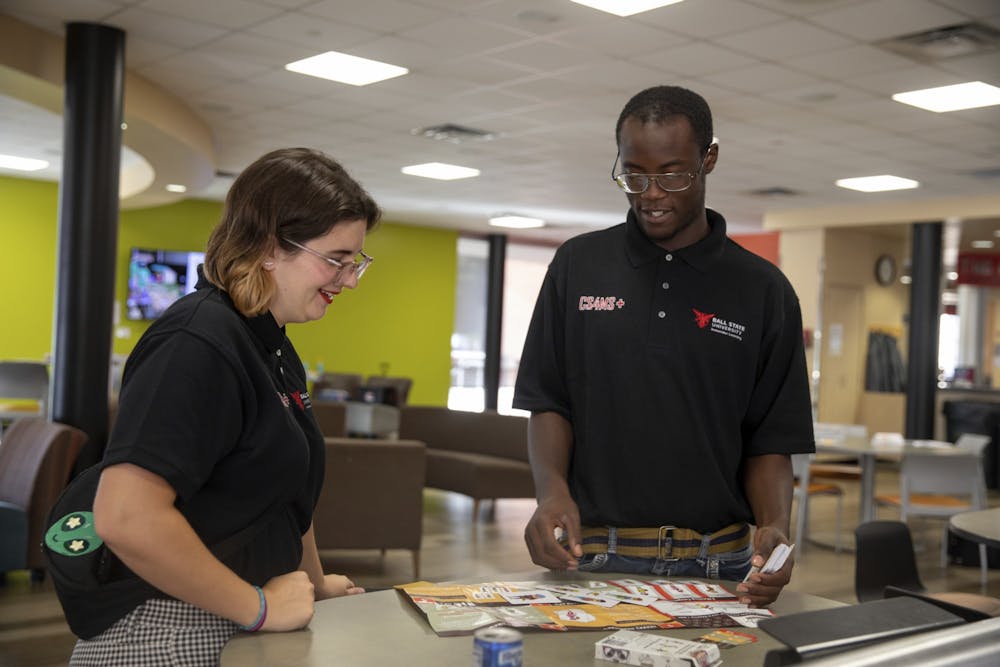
[657,525,677,561]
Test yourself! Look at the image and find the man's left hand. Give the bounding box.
[734,525,792,607]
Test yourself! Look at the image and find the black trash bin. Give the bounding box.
[942,399,1000,570]
[942,399,1000,490]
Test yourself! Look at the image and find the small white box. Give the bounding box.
[595,630,721,667]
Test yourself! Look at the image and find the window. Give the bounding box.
[448,238,556,413]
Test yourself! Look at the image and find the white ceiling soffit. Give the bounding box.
[0,14,214,209]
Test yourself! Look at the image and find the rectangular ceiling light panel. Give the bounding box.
[569,0,683,17]
[285,51,408,86]
[892,81,1000,112]
[401,162,480,180]
[835,175,920,192]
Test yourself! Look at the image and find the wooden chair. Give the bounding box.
[313,437,426,578]
[0,418,88,574]
[791,453,844,552]
[875,446,987,567]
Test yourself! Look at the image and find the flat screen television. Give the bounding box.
[126,247,205,320]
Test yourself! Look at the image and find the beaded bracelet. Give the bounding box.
[239,585,267,632]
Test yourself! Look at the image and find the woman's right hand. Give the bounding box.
[260,571,315,631]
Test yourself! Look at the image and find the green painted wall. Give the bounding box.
[0,174,456,406]
[0,177,59,360]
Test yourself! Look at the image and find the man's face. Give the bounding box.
[617,115,716,250]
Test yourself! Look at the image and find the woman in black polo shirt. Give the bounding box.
[70,148,379,665]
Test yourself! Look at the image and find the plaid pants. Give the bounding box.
[69,598,240,666]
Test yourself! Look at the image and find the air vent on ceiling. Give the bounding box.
[746,187,801,197]
[414,123,495,143]
[214,169,238,179]
[879,22,1000,62]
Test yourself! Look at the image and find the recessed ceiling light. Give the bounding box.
[0,153,49,171]
[285,51,408,86]
[165,183,187,193]
[569,0,683,17]
[892,81,1000,112]
[835,175,919,192]
[971,240,995,249]
[489,215,545,229]
[401,162,480,180]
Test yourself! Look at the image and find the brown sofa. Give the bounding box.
[313,437,426,578]
[311,401,347,437]
[0,418,88,573]
[398,406,535,519]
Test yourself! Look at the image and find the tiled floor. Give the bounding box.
[1,462,996,666]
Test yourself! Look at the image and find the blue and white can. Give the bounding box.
[473,627,523,667]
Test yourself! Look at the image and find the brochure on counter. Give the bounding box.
[395,578,775,636]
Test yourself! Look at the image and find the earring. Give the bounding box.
[263,261,275,270]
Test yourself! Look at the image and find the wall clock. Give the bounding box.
[875,254,897,286]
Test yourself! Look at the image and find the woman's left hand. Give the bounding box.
[316,573,365,600]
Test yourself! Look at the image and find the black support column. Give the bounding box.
[51,23,125,469]
[484,234,507,411]
[904,221,942,439]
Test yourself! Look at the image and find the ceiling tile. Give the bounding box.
[552,21,689,59]
[135,0,283,29]
[640,0,786,39]
[722,19,854,59]
[302,0,449,33]
[488,39,599,73]
[247,11,379,50]
[399,16,534,57]
[631,42,760,77]
[933,0,1000,20]
[105,6,228,48]
[1,0,121,28]
[810,0,969,42]
[850,63,968,95]
[936,51,1000,82]
[701,63,819,94]
[789,44,918,79]
[461,0,611,35]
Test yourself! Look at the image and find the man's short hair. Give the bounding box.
[615,86,714,155]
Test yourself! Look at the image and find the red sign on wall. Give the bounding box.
[956,253,1000,286]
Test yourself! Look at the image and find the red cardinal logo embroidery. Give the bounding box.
[692,308,715,329]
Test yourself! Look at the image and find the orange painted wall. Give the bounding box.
[731,231,780,266]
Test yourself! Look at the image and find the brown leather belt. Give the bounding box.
[580,523,750,560]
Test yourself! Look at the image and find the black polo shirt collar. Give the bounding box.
[624,208,728,272]
[195,265,285,353]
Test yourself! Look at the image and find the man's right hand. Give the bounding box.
[524,495,583,570]
[260,571,315,631]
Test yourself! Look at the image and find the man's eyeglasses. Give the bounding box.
[611,146,713,194]
[282,237,373,280]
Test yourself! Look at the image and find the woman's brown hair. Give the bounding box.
[203,148,380,316]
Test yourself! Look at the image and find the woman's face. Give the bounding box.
[266,219,368,327]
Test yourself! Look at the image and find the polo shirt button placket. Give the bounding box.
[664,253,673,262]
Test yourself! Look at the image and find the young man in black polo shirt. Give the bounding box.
[514,86,814,607]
